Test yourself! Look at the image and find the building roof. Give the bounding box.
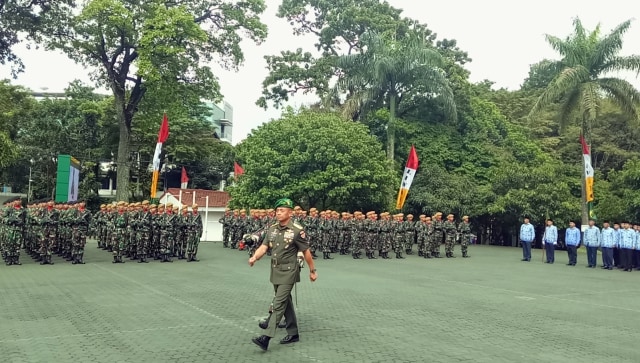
[160,188,230,208]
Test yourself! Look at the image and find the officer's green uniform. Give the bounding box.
[262,199,309,339]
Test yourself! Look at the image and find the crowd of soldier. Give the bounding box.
[219,206,473,260]
[1,198,91,266]
[92,201,203,263]
[1,198,203,266]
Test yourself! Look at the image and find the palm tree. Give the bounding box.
[337,31,456,161]
[528,18,640,224]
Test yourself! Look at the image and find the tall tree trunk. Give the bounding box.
[114,92,131,202]
[386,94,396,161]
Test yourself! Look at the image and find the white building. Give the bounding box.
[158,188,230,242]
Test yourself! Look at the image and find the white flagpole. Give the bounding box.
[192,190,196,206]
[204,196,209,241]
[179,190,183,206]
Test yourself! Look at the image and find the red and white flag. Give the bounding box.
[395,145,419,210]
[180,166,189,189]
[234,161,244,180]
[150,114,169,198]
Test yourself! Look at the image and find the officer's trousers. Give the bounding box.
[266,284,298,338]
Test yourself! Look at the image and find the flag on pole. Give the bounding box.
[180,166,189,189]
[234,162,244,180]
[580,134,596,219]
[395,145,419,210]
[150,114,169,198]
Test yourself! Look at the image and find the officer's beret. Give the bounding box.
[435,212,442,216]
[447,214,454,218]
[166,203,173,207]
[462,215,469,220]
[141,200,149,205]
[181,205,188,210]
[274,198,294,209]
[117,201,125,206]
[192,204,198,208]
[150,204,157,208]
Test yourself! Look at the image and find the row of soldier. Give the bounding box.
[1,198,91,265]
[219,207,473,259]
[93,201,203,263]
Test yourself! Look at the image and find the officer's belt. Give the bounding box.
[271,257,296,267]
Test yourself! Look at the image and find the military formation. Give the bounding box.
[1,197,92,266]
[93,201,203,263]
[219,206,474,260]
[0,197,203,266]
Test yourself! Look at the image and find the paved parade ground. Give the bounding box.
[1,242,639,363]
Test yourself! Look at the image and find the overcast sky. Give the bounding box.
[1,0,639,145]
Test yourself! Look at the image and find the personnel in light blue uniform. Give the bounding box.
[519,217,535,262]
[564,221,580,266]
[618,222,636,272]
[542,219,558,264]
[600,221,615,270]
[583,219,601,268]
[613,223,621,268]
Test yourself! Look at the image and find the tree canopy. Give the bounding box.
[230,109,395,211]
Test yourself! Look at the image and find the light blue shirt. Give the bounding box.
[584,226,601,247]
[565,227,580,246]
[619,228,636,249]
[519,223,535,242]
[614,229,621,248]
[601,227,616,248]
[543,225,558,244]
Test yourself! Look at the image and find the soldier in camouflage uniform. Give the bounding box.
[176,205,189,258]
[136,201,152,263]
[422,216,434,259]
[4,198,25,265]
[40,201,59,265]
[364,212,379,259]
[186,204,203,261]
[350,212,364,259]
[112,201,128,263]
[431,212,444,258]
[416,215,426,257]
[151,204,162,259]
[374,213,388,259]
[338,212,351,255]
[305,208,319,259]
[159,203,176,262]
[391,213,405,259]
[458,215,472,258]
[319,211,334,259]
[219,208,231,247]
[58,204,72,260]
[71,201,91,264]
[404,214,416,255]
[443,214,457,258]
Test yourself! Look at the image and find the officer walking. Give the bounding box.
[248,198,317,351]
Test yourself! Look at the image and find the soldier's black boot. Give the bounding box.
[418,251,423,257]
[425,253,432,259]
[352,252,358,259]
[77,253,85,264]
[139,254,148,263]
[223,242,229,248]
[326,252,333,260]
[14,256,21,265]
[463,251,469,258]
[398,252,405,259]
[366,251,372,259]
[450,253,456,258]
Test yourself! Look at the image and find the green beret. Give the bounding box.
[274,198,294,209]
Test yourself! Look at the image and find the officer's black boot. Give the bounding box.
[463,252,469,258]
[77,253,85,264]
[326,252,333,259]
[139,254,148,263]
[14,256,21,265]
[418,251,423,257]
[399,252,405,259]
[352,252,357,259]
[72,254,77,264]
[366,251,372,259]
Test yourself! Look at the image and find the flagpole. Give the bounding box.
[179,190,182,206]
[204,196,209,242]
[192,190,196,206]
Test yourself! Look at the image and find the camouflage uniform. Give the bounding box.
[404,215,416,255]
[4,201,25,265]
[136,202,152,262]
[40,203,59,265]
[392,214,405,259]
[71,204,91,264]
[186,205,203,262]
[458,216,472,258]
[319,216,334,259]
[431,213,444,258]
[159,204,176,262]
[112,203,128,263]
[364,213,379,259]
[443,214,458,258]
[219,210,231,247]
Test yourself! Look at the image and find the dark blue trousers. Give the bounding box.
[601,247,613,268]
[521,241,531,260]
[586,246,598,267]
[566,245,577,265]
[544,243,555,263]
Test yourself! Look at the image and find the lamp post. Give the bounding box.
[28,158,34,203]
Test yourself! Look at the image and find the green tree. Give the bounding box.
[527,18,640,224]
[337,31,456,161]
[230,109,394,211]
[0,0,73,76]
[43,0,267,201]
[0,80,32,167]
